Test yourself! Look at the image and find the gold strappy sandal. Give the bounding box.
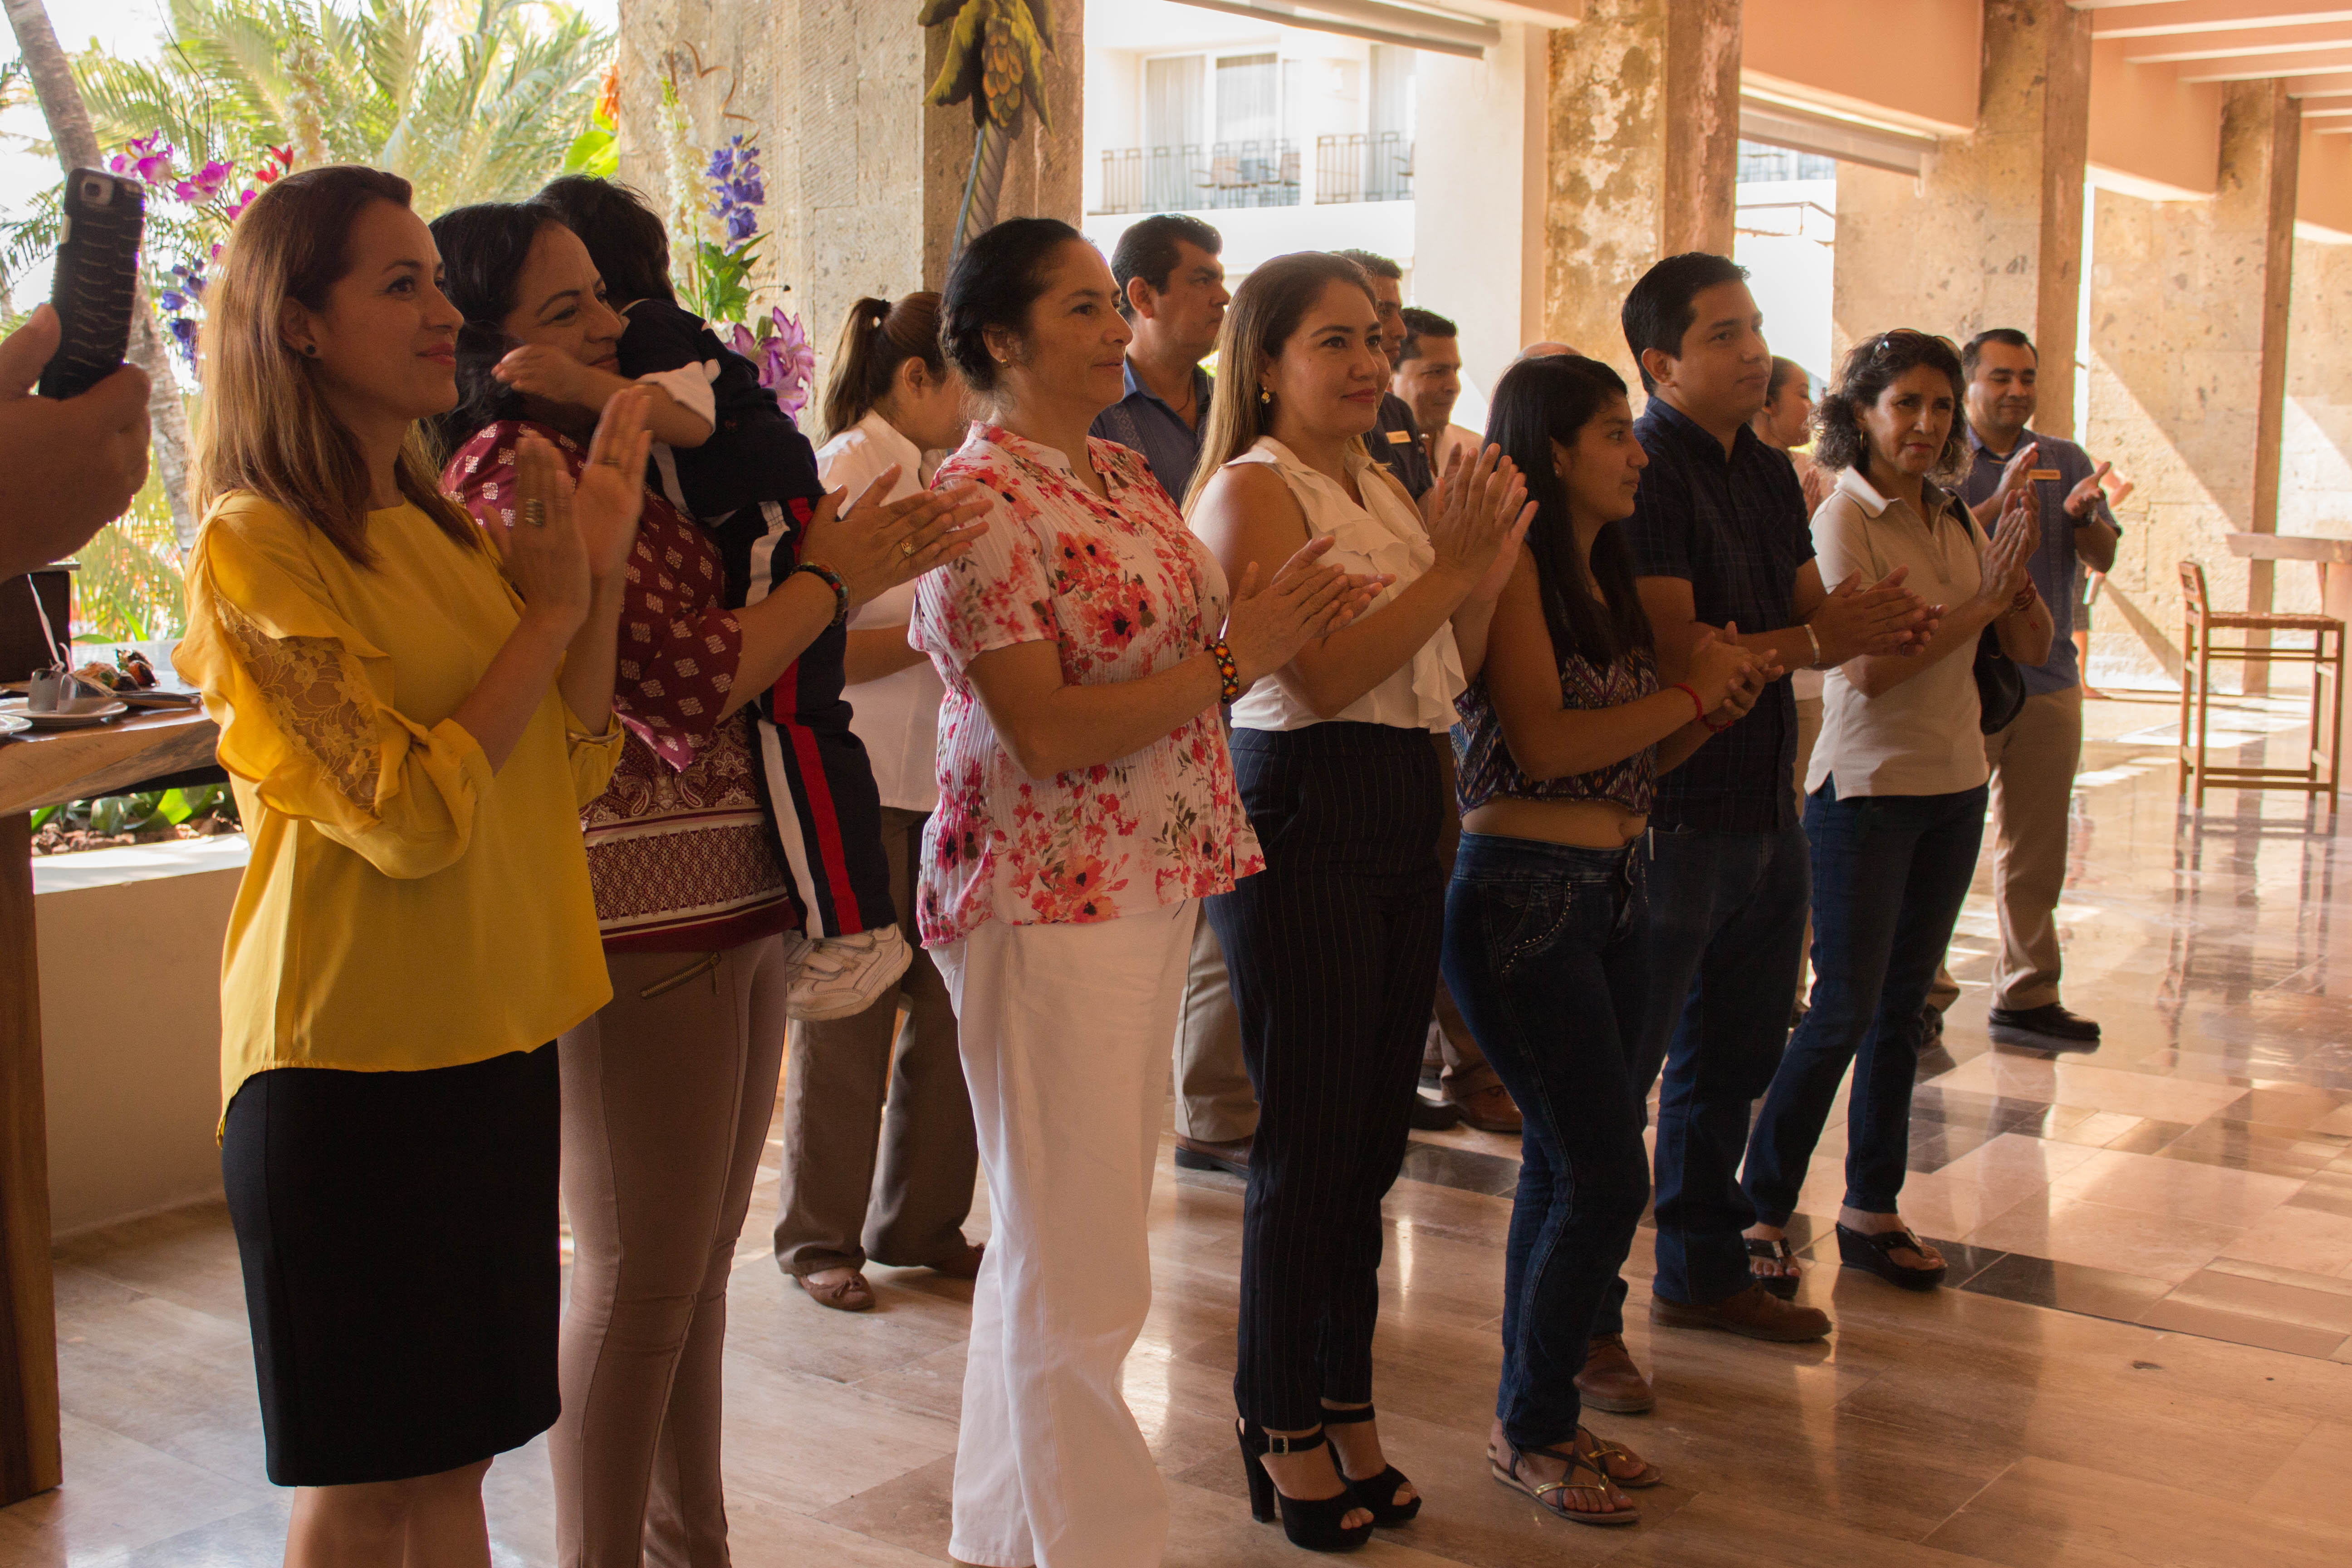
[1578,1427,1665,1490]
[1490,1439,1640,1527]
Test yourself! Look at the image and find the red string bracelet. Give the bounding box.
[1670,681,1706,723]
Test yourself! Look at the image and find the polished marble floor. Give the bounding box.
[7,689,2352,1564]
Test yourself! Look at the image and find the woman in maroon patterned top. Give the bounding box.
[432,202,985,1568]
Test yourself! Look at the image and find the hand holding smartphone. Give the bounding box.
[0,169,152,578]
[39,168,147,400]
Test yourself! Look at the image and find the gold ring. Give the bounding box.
[599,454,625,468]
[521,499,546,528]
[900,539,917,558]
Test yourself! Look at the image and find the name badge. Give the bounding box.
[2027,469,2063,482]
[1386,429,1414,446]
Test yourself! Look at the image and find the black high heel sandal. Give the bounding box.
[1320,1403,1421,1525]
[1237,1418,1376,1553]
[1836,1222,1947,1290]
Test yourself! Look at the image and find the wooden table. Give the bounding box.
[0,708,219,1503]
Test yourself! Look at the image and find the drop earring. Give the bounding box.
[1258,387,1271,407]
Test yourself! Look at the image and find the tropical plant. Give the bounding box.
[918,0,1058,262]
[67,0,613,220]
[33,783,238,840]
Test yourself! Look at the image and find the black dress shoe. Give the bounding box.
[1988,1003,2102,1052]
[1174,1135,1252,1176]
[1408,1089,1463,1130]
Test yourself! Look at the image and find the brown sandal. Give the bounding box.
[1490,1439,1639,1526]
[1578,1427,1664,1490]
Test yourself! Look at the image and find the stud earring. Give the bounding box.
[303,343,319,357]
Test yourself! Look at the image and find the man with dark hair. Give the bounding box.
[1333,247,1436,499]
[1940,327,2119,1053]
[1392,306,1477,473]
[1092,214,1228,501]
[1088,216,1256,1178]
[1604,253,1930,1381]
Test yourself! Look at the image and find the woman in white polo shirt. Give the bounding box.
[772,292,986,1312]
[1741,330,2048,1292]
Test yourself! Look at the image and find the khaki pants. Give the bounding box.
[1793,695,1823,1001]
[555,938,791,1568]
[773,807,979,1274]
[1982,685,2084,1010]
[1926,684,2084,1014]
[1174,906,1259,1142]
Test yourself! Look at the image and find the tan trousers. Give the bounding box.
[1425,730,1504,1097]
[1174,904,1259,1142]
[1982,685,2084,1010]
[554,937,791,1568]
[1925,685,2084,1014]
[774,807,978,1274]
[1793,695,1823,1000]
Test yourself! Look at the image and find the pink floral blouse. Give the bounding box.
[912,425,1262,946]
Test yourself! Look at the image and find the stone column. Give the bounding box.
[2086,82,2301,682]
[614,0,1082,412]
[1832,0,2091,434]
[1541,0,1741,387]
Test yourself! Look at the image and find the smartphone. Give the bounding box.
[37,168,146,401]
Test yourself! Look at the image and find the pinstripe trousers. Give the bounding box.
[1208,723,1446,1431]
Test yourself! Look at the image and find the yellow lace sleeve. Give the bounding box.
[176,500,495,880]
[564,703,626,806]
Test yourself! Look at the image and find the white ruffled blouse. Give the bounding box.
[1218,436,1465,734]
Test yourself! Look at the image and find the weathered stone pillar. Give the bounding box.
[1832,0,2091,434]
[613,0,1082,417]
[1541,0,1741,387]
[2086,82,2300,681]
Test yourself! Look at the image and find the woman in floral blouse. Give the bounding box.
[431,201,985,1568]
[915,218,1372,1568]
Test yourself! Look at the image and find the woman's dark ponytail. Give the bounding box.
[822,291,945,441]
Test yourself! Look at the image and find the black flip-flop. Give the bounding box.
[1745,1235,1802,1300]
[1835,1223,1947,1291]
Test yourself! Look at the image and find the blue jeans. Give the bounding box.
[1631,820,1810,1312]
[1440,833,1650,1449]
[1745,780,1989,1223]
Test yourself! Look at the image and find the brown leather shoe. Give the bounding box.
[1449,1082,1523,1135]
[794,1268,875,1312]
[1574,1333,1656,1413]
[1172,1134,1251,1176]
[930,1241,985,1280]
[1649,1283,1830,1343]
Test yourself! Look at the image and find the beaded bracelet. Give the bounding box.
[1703,710,1739,733]
[792,561,851,626]
[1670,681,1706,723]
[1209,638,1242,703]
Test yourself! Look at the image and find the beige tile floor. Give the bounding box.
[8,690,2352,1563]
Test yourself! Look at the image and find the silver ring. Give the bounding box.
[521,499,546,528]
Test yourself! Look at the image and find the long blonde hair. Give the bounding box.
[196,165,478,566]
[1183,251,1379,514]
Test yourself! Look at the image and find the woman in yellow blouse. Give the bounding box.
[174,166,651,1567]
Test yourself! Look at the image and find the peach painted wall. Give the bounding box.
[1740,0,1980,135]
[2088,40,2223,198]
[2298,123,2352,238]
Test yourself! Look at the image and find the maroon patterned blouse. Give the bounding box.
[443,420,798,950]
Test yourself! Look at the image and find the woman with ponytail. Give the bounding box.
[770,293,987,1311]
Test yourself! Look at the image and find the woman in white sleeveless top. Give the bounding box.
[1186,251,1531,1550]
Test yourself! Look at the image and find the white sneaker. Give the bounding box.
[786,924,914,1021]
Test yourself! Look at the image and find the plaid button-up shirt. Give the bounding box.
[1622,397,1817,833]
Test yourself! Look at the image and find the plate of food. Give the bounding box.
[0,696,129,730]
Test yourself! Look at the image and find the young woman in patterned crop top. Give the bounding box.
[1442,355,1773,1526]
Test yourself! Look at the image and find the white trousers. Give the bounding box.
[934,898,1196,1568]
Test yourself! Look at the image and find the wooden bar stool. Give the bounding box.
[2177,561,2345,811]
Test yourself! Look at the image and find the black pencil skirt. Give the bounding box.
[220,1044,561,1487]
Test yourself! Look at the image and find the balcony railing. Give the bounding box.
[1314,132,1412,204]
[1093,142,1301,215]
